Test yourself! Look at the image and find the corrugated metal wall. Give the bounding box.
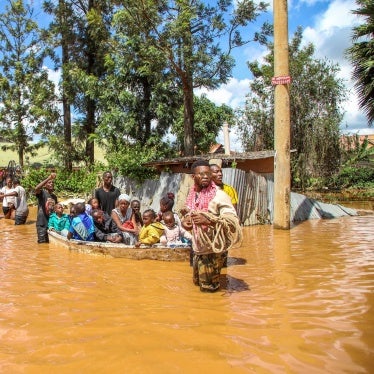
[115,169,357,226]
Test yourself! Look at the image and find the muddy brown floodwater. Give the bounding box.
[0,207,373,373]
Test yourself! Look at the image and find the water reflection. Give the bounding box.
[0,211,373,373]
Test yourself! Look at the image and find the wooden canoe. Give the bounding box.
[48,230,191,261]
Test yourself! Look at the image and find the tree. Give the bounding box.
[95,5,181,154]
[173,95,234,154]
[113,0,269,156]
[237,28,347,188]
[43,0,75,171]
[44,0,114,166]
[0,0,59,167]
[346,0,374,125]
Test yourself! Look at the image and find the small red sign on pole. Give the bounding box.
[271,76,292,85]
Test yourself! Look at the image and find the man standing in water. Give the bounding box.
[4,178,29,225]
[181,159,242,292]
[94,171,120,216]
[34,173,58,243]
[209,163,239,212]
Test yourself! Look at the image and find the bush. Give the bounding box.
[327,166,374,189]
[21,164,104,201]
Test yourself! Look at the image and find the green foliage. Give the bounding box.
[21,166,101,200]
[346,0,374,125]
[0,0,59,167]
[104,141,175,183]
[325,134,374,189]
[172,95,234,153]
[327,166,374,189]
[237,27,346,189]
[110,0,268,156]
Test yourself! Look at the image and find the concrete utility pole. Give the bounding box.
[273,0,291,229]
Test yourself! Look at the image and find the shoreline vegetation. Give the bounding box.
[1,143,373,210]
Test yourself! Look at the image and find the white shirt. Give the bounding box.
[1,186,17,208]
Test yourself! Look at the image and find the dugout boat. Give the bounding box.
[48,230,191,261]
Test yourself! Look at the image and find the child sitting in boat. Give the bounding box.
[87,197,100,215]
[155,192,182,227]
[159,211,192,247]
[67,202,95,242]
[131,199,143,228]
[135,209,164,247]
[48,203,70,237]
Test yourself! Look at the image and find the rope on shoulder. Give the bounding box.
[194,212,243,253]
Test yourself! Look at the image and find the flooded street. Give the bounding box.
[0,208,373,373]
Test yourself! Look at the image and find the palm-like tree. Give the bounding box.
[346,0,374,125]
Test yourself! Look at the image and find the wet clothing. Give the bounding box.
[94,186,120,216]
[138,222,164,245]
[14,185,29,225]
[185,183,239,292]
[35,190,57,243]
[69,213,95,241]
[193,252,227,292]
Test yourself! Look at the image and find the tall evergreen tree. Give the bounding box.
[346,0,374,125]
[44,0,113,166]
[0,0,59,167]
[44,0,75,170]
[237,28,347,188]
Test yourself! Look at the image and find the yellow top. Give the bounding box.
[138,221,164,245]
[222,184,238,206]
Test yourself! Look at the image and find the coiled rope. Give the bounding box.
[193,211,242,253]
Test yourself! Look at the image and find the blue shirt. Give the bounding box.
[69,213,95,241]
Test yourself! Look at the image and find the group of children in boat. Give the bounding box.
[39,171,192,247]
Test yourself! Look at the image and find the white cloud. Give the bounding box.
[46,66,61,96]
[301,0,372,134]
[195,77,251,109]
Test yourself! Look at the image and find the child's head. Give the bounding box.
[88,197,100,210]
[159,192,175,213]
[75,202,86,215]
[54,203,64,215]
[131,199,141,213]
[162,211,175,229]
[142,209,156,226]
[70,204,77,217]
[45,198,55,215]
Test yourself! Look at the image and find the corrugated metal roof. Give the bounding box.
[143,150,275,168]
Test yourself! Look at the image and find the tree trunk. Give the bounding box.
[60,0,72,171]
[183,79,194,156]
[86,98,95,165]
[85,0,96,166]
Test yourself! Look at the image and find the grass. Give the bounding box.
[0,143,107,168]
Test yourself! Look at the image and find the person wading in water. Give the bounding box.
[181,159,242,293]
